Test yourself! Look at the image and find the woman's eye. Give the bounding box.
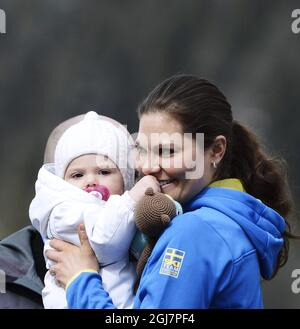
[159,147,175,157]
[135,144,147,155]
[138,147,146,155]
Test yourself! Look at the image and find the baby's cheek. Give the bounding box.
[104,176,124,195]
[66,178,83,189]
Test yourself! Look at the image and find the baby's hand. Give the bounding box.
[128,175,161,203]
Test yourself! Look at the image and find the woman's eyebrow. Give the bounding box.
[153,142,175,150]
[136,139,177,151]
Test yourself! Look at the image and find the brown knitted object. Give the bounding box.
[135,241,155,279]
[134,187,177,292]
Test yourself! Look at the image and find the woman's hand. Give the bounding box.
[46,224,99,289]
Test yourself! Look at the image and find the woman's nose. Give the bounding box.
[141,165,161,176]
[139,158,161,176]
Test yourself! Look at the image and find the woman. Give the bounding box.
[48,74,294,308]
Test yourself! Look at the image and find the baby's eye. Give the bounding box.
[99,170,111,175]
[72,173,83,179]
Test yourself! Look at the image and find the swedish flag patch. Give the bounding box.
[159,248,185,278]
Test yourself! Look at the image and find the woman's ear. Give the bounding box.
[211,135,227,165]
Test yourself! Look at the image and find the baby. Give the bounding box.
[29,111,160,308]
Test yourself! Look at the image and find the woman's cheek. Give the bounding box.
[161,153,183,171]
[135,152,151,171]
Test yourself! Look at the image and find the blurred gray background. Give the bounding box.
[0,0,300,308]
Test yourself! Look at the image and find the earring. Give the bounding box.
[212,161,217,169]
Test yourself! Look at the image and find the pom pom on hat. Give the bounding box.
[54,111,135,191]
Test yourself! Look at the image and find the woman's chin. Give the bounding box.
[161,180,180,198]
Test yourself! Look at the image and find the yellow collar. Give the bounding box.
[209,178,245,192]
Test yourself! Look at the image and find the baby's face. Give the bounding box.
[64,154,124,195]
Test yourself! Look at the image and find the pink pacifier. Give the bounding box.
[84,185,110,201]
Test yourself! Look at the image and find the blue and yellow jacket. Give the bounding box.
[66,179,286,309]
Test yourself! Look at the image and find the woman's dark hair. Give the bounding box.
[138,73,297,278]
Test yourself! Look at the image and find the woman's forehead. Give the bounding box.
[137,134,184,149]
[138,112,183,134]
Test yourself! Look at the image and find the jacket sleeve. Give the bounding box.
[66,271,116,309]
[29,181,67,242]
[83,191,137,265]
[47,201,88,245]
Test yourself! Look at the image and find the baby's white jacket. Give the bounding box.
[29,164,137,309]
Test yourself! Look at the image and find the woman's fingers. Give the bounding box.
[47,239,74,264]
[77,224,99,271]
[49,238,71,251]
[49,263,58,275]
[78,224,88,245]
[46,227,99,288]
[78,224,94,256]
[46,249,61,263]
[49,264,65,288]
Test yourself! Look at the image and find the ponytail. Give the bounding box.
[222,121,297,277]
[231,121,291,217]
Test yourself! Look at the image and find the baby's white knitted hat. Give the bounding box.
[54,111,135,191]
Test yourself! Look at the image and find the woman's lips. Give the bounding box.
[84,185,110,201]
[159,179,176,190]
